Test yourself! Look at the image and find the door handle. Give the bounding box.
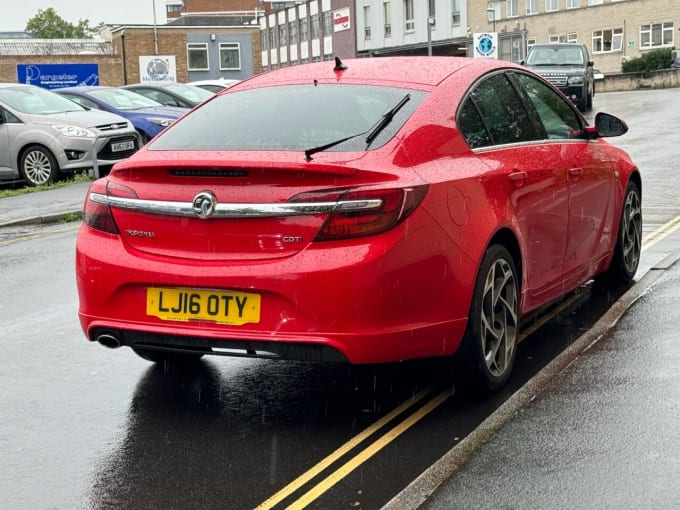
[509,171,527,187]
[568,167,584,179]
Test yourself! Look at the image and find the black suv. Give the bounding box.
[522,43,595,111]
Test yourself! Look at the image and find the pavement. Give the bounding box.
[0,180,90,227]
[2,183,679,509]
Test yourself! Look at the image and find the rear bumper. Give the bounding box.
[76,220,473,364]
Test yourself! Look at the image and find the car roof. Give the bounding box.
[238,56,523,90]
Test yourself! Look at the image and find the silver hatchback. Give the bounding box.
[0,83,142,186]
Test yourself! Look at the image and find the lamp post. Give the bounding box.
[427,16,435,56]
[485,7,496,33]
[152,0,159,55]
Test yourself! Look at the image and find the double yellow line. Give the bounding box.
[641,213,680,252]
[257,214,679,509]
[255,387,451,509]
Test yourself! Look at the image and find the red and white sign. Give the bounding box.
[333,8,350,32]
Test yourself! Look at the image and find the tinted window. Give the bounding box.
[458,73,536,147]
[457,100,492,149]
[514,73,583,139]
[150,85,425,152]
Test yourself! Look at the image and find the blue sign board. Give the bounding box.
[17,63,99,89]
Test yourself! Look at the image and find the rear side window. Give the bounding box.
[457,73,536,148]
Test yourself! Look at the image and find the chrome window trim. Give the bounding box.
[90,193,383,218]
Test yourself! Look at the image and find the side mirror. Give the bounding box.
[594,112,628,138]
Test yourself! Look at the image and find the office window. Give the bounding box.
[384,1,392,37]
[279,24,287,47]
[587,0,603,4]
[323,11,332,35]
[219,43,240,70]
[300,17,308,42]
[506,0,518,17]
[526,0,537,14]
[545,0,558,12]
[640,21,674,48]
[592,28,623,53]
[404,0,414,32]
[187,43,208,71]
[451,0,460,25]
[567,0,581,8]
[261,31,268,51]
[269,26,277,48]
[311,14,319,39]
[364,6,371,39]
[289,20,297,45]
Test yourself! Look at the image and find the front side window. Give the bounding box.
[640,21,674,48]
[457,73,536,148]
[219,43,241,70]
[187,43,209,71]
[514,73,583,139]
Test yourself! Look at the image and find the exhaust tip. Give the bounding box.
[96,332,121,349]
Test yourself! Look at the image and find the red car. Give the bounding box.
[76,56,641,393]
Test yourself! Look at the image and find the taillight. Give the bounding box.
[292,185,428,242]
[83,179,138,234]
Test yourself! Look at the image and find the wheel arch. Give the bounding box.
[486,227,523,290]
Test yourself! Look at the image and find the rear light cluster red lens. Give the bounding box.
[294,185,429,242]
[83,180,138,235]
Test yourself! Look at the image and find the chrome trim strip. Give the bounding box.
[90,193,383,218]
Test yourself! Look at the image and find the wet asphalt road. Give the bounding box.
[1,88,679,509]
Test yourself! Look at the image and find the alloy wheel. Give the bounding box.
[480,258,518,378]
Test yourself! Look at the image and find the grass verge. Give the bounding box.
[0,173,93,199]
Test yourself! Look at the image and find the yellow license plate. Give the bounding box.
[146,287,261,325]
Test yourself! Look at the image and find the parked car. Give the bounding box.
[522,43,595,111]
[188,78,240,93]
[0,83,141,186]
[122,82,214,108]
[54,86,186,144]
[76,57,641,394]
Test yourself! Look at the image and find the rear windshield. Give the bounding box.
[149,84,425,152]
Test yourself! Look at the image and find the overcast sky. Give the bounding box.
[2,1,167,32]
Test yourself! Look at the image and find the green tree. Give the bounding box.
[25,7,99,39]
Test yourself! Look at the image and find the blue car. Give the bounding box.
[55,86,186,143]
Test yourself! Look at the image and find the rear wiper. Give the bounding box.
[304,132,364,161]
[365,93,410,147]
[303,93,410,161]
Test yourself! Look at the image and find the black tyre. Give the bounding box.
[19,145,60,186]
[601,180,642,284]
[132,346,205,365]
[457,244,519,394]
